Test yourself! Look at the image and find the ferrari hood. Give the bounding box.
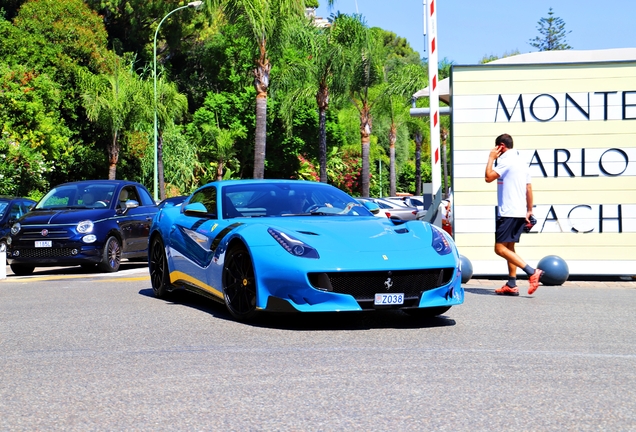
[265,216,437,253]
[18,209,114,225]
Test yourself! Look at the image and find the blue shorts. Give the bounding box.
[495,217,526,243]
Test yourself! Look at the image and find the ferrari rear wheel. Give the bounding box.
[98,236,121,272]
[223,245,257,321]
[404,306,451,318]
[149,237,172,298]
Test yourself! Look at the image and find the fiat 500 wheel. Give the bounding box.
[98,236,121,272]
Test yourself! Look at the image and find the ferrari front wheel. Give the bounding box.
[223,245,257,321]
[149,237,172,298]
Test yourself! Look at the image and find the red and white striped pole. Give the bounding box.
[425,0,442,202]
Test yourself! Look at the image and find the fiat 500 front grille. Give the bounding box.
[19,229,71,240]
[308,268,455,301]
[17,248,75,259]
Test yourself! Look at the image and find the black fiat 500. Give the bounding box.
[7,180,158,275]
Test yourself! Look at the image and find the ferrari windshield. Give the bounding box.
[223,182,373,218]
[36,184,118,210]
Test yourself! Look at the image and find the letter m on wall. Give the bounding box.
[495,95,526,122]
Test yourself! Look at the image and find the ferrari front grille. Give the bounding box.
[308,268,454,301]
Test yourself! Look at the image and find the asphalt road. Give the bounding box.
[1,266,635,431]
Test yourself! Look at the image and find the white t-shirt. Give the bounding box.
[493,150,531,218]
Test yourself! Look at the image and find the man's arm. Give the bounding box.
[526,183,534,222]
[485,146,502,183]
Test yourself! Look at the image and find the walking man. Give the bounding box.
[485,133,543,295]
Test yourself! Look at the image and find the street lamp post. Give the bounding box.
[153,1,203,202]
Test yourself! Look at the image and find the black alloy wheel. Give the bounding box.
[223,245,257,321]
[149,237,172,298]
[98,236,121,272]
[404,306,451,318]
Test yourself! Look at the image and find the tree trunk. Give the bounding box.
[158,132,166,201]
[414,131,422,196]
[441,128,449,198]
[389,122,397,197]
[253,40,271,179]
[316,83,329,183]
[107,130,119,180]
[217,158,224,181]
[359,101,372,197]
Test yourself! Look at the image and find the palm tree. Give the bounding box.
[189,103,247,182]
[344,22,384,197]
[276,13,366,183]
[145,72,188,200]
[376,62,428,196]
[207,0,306,179]
[80,55,145,180]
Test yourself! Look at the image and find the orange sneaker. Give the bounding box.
[495,285,519,296]
[528,269,544,295]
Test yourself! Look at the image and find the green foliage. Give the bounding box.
[479,50,521,64]
[79,55,149,179]
[173,22,255,111]
[0,62,79,195]
[162,126,202,194]
[0,0,113,188]
[10,0,108,72]
[188,89,256,179]
[326,147,361,195]
[0,1,453,199]
[529,8,572,51]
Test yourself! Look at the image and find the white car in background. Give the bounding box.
[356,197,426,220]
[386,195,431,212]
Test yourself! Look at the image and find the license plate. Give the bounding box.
[35,241,52,248]
[374,293,404,305]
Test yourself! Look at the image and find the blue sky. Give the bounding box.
[315,0,636,65]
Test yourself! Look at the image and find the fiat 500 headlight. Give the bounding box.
[10,222,21,235]
[77,220,94,234]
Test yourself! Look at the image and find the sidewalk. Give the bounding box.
[466,276,636,289]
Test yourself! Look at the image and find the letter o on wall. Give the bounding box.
[599,148,629,176]
[530,94,559,122]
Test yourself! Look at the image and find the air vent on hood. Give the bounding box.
[295,230,319,236]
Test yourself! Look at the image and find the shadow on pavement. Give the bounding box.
[4,261,148,277]
[463,287,496,296]
[139,288,457,331]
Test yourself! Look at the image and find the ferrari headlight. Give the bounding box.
[268,227,319,259]
[431,225,452,255]
[77,220,94,234]
[10,223,21,235]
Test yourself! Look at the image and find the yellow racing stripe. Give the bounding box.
[170,270,223,298]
